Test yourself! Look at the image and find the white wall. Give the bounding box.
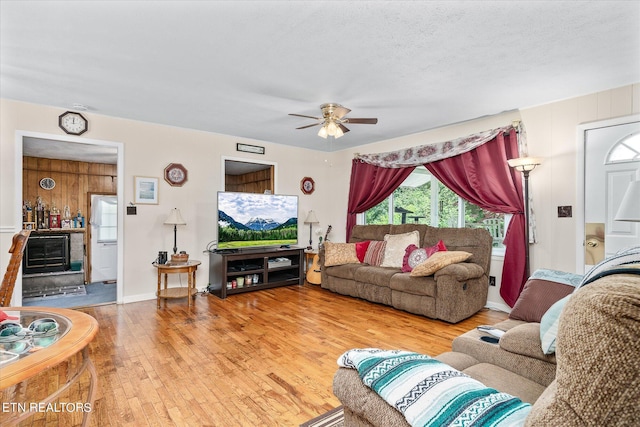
[0,99,340,303]
[2,83,639,308]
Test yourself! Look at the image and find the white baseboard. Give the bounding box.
[122,292,156,304]
[484,301,511,314]
[122,287,206,304]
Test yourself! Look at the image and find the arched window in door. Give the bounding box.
[606,132,640,164]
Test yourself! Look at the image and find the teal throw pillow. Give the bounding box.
[540,294,571,355]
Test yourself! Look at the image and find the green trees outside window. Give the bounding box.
[364,167,506,248]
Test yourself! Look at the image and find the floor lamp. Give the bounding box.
[508,157,543,278]
[304,210,319,250]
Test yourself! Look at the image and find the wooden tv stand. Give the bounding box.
[207,247,304,298]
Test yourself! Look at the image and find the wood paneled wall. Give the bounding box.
[225,167,274,193]
[22,157,117,220]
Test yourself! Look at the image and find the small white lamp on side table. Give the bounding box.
[164,208,186,256]
[304,210,319,250]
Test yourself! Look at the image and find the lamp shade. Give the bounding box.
[615,180,640,222]
[164,208,186,225]
[304,210,319,224]
[507,157,543,172]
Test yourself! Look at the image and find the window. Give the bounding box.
[96,197,117,243]
[363,167,506,250]
[606,132,640,164]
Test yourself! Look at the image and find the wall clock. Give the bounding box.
[301,177,315,195]
[164,163,188,187]
[58,111,88,135]
[40,177,56,190]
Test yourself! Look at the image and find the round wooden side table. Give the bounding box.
[153,260,201,309]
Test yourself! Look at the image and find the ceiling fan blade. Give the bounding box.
[344,118,378,125]
[296,123,322,130]
[289,113,321,120]
[338,123,350,133]
[333,106,351,119]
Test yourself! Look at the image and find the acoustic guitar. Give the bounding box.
[306,254,322,285]
[306,225,331,285]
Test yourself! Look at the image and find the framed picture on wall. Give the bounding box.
[134,176,159,204]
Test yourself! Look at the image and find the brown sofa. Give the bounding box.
[333,272,640,426]
[319,224,493,323]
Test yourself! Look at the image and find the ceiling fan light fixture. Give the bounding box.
[326,120,338,135]
[290,103,377,140]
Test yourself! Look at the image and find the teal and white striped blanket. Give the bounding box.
[338,349,531,427]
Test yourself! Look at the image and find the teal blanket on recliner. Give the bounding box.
[338,348,530,427]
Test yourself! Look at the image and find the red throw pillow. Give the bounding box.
[355,241,371,263]
[402,244,424,272]
[402,240,448,272]
[427,239,447,256]
[363,241,387,266]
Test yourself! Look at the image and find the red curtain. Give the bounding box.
[346,159,415,240]
[424,131,526,306]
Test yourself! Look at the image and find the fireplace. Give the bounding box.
[23,233,71,274]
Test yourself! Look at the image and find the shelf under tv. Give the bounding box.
[208,246,304,298]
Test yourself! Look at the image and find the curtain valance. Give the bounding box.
[354,124,516,168]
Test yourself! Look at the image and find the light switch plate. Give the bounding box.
[558,206,572,217]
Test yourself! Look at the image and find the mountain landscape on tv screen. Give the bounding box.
[218,210,297,247]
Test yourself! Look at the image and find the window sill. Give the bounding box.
[491,247,505,259]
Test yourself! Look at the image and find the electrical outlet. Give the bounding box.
[489,276,496,287]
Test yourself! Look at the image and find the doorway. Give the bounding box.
[222,157,277,193]
[578,116,640,273]
[16,131,124,307]
[89,194,117,283]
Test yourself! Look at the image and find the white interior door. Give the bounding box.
[584,121,640,271]
[90,194,118,282]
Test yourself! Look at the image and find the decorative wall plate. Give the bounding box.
[40,177,56,190]
[164,163,188,187]
[301,177,315,195]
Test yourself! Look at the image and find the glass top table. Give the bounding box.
[0,307,99,427]
[0,310,71,367]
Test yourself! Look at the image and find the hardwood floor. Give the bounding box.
[11,283,508,426]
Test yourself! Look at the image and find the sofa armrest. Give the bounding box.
[434,262,484,281]
[318,246,328,288]
[433,263,489,323]
[334,368,411,427]
[499,323,556,363]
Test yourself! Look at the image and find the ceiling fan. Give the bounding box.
[289,103,378,139]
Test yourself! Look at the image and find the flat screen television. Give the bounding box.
[217,191,298,250]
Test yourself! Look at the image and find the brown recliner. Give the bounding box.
[525,273,640,426]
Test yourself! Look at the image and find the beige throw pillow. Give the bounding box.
[324,242,360,266]
[380,231,420,268]
[410,251,472,276]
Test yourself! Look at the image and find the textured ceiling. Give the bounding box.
[2,1,639,154]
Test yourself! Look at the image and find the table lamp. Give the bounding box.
[164,208,186,254]
[304,210,319,249]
